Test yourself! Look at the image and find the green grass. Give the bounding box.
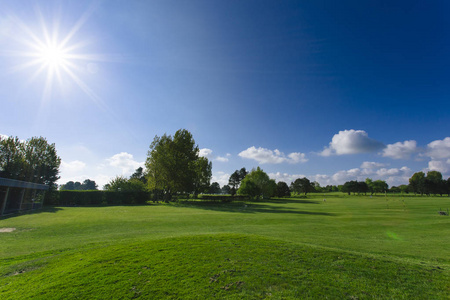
[0,194,449,298]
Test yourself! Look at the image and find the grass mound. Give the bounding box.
[1,234,448,299]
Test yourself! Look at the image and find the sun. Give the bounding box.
[37,42,68,70]
[6,5,107,105]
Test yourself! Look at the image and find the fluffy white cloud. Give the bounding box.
[61,160,86,172]
[239,146,308,164]
[211,171,230,187]
[360,161,387,169]
[427,159,450,175]
[199,148,213,159]
[107,152,143,175]
[382,140,417,159]
[426,137,450,159]
[215,156,229,162]
[320,130,385,156]
[269,172,307,183]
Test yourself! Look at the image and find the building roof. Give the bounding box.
[0,177,49,190]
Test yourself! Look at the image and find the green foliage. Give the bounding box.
[341,180,369,195]
[60,179,98,191]
[47,190,150,206]
[145,129,211,200]
[237,167,276,199]
[290,177,315,195]
[0,136,61,188]
[104,176,147,192]
[275,181,291,197]
[208,182,221,194]
[228,168,247,196]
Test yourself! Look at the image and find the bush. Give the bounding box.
[46,191,150,206]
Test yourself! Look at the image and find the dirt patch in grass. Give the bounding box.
[0,228,16,233]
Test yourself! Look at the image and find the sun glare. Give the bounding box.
[38,43,68,69]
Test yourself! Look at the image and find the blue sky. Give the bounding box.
[1,0,449,188]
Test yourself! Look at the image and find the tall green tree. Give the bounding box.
[0,136,61,188]
[145,129,211,200]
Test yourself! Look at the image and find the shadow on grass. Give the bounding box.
[172,201,335,216]
[0,206,63,220]
[261,197,321,205]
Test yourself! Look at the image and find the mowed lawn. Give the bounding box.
[0,194,449,299]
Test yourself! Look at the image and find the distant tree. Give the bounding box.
[389,186,401,193]
[409,172,426,195]
[290,177,314,195]
[424,171,445,196]
[238,167,276,199]
[104,176,146,192]
[221,184,231,194]
[372,180,388,194]
[276,181,291,197]
[228,167,248,196]
[208,182,221,194]
[145,129,211,201]
[82,179,98,190]
[0,136,61,189]
[130,167,147,184]
[312,181,322,193]
[342,180,369,195]
[60,181,75,190]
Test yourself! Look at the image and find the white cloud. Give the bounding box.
[427,159,450,175]
[269,172,307,183]
[199,148,213,158]
[199,148,230,162]
[61,160,86,172]
[211,171,230,187]
[239,146,308,164]
[382,140,417,159]
[426,137,450,159]
[360,161,387,169]
[320,129,385,156]
[215,156,229,162]
[107,152,143,175]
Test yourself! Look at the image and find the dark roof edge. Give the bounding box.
[0,177,49,190]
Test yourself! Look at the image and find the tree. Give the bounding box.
[221,184,231,194]
[82,179,98,190]
[424,171,445,195]
[228,167,248,196]
[237,167,276,199]
[192,156,212,197]
[0,136,61,188]
[276,181,291,197]
[290,177,314,195]
[145,129,211,201]
[130,167,147,184]
[409,172,426,195]
[208,182,221,194]
[104,176,146,192]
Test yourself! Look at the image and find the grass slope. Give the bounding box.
[1,234,448,299]
[0,194,449,298]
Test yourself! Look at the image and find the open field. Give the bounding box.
[0,194,449,298]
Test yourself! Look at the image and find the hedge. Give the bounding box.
[45,191,150,206]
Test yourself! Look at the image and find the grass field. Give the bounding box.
[0,194,449,299]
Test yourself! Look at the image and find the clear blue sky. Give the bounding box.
[1,0,449,188]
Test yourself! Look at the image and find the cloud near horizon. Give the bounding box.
[320,130,385,156]
[239,146,308,164]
